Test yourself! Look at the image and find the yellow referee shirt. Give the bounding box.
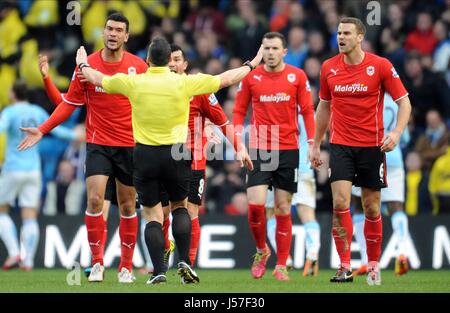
[102,67,220,145]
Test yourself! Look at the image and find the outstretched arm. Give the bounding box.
[215,45,263,89]
[17,102,76,151]
[39,54,64,105]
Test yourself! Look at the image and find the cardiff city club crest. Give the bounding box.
[366,66,375,76]
[128,67,136,75]
[287,73,296,83]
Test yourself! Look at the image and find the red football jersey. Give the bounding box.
[63,50,148,146]
[319,52,408,147]
[233,64,315,150]
[189,93,228,170]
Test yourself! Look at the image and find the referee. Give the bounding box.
[75,37,262,284]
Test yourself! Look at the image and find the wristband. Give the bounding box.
[243,60,255,71]
[79,63,91,70]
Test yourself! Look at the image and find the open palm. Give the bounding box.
[17,128,43,151]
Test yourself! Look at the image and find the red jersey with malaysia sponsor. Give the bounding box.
[233,64,315,150]
[319,52,408,147]
[189,93,228,170]
[63,50,148,146]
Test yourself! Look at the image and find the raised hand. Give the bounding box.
[38,54,49,78]
[250,44,264,68]
[76,46,88,66]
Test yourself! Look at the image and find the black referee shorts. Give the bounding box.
[133,143,192,207]
[159,185,170,208]
[246,149,299,193]
[329,143,387,189]
[85,143,134,186]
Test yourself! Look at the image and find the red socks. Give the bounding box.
[85,212,105,266]
[332,209,353,269]
[189,217,201,265]
[119,214,138,271]
[248,204,266,250]
[365,214,382,264]
[100,218,108,255]
[163,217,171,251]
[275,214,292,266]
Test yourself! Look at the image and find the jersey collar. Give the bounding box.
[147,67,170,74]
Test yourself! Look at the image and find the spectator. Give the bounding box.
[305,30,330,62]
[55,160,75,214]
[386,3,407,38]
[303,57,321,89]
[403,53,450,128]
[405,152,425,215]
[429,137,450,214]
[415,110,449,171]
[0,1,27,107]
[404,12,438,55]
[189,34,213,70]
[284,26,308,68]
[269,0,290,32]
[23,0,59,51]
[139,0,181,20]
[61,129,87,215]
[432,19,450,73]
[225,192,248,215]
[160,17,177,44]
[324,9,339,52]
[206,161,246,213]
[183,1,228,43]
[231,0,267,62]
[226,0,266,33]
[279,1,322,37]
[414,110,449,213]
[380,28,407,75]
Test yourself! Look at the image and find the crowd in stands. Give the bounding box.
[1,0,449,215]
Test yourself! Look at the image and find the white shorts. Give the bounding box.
[351,167,405,203]
[292,173,316,209]
[0,171,41,208]
[265,188,275,209]
[265,173,316,209]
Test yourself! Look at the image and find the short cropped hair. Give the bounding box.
[147,37,171,66]
[340,17,366,35]
[170,44,187,61]
[263,32,287,48]
[105,12,129,32]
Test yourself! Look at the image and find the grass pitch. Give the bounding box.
[0,268,449,293]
